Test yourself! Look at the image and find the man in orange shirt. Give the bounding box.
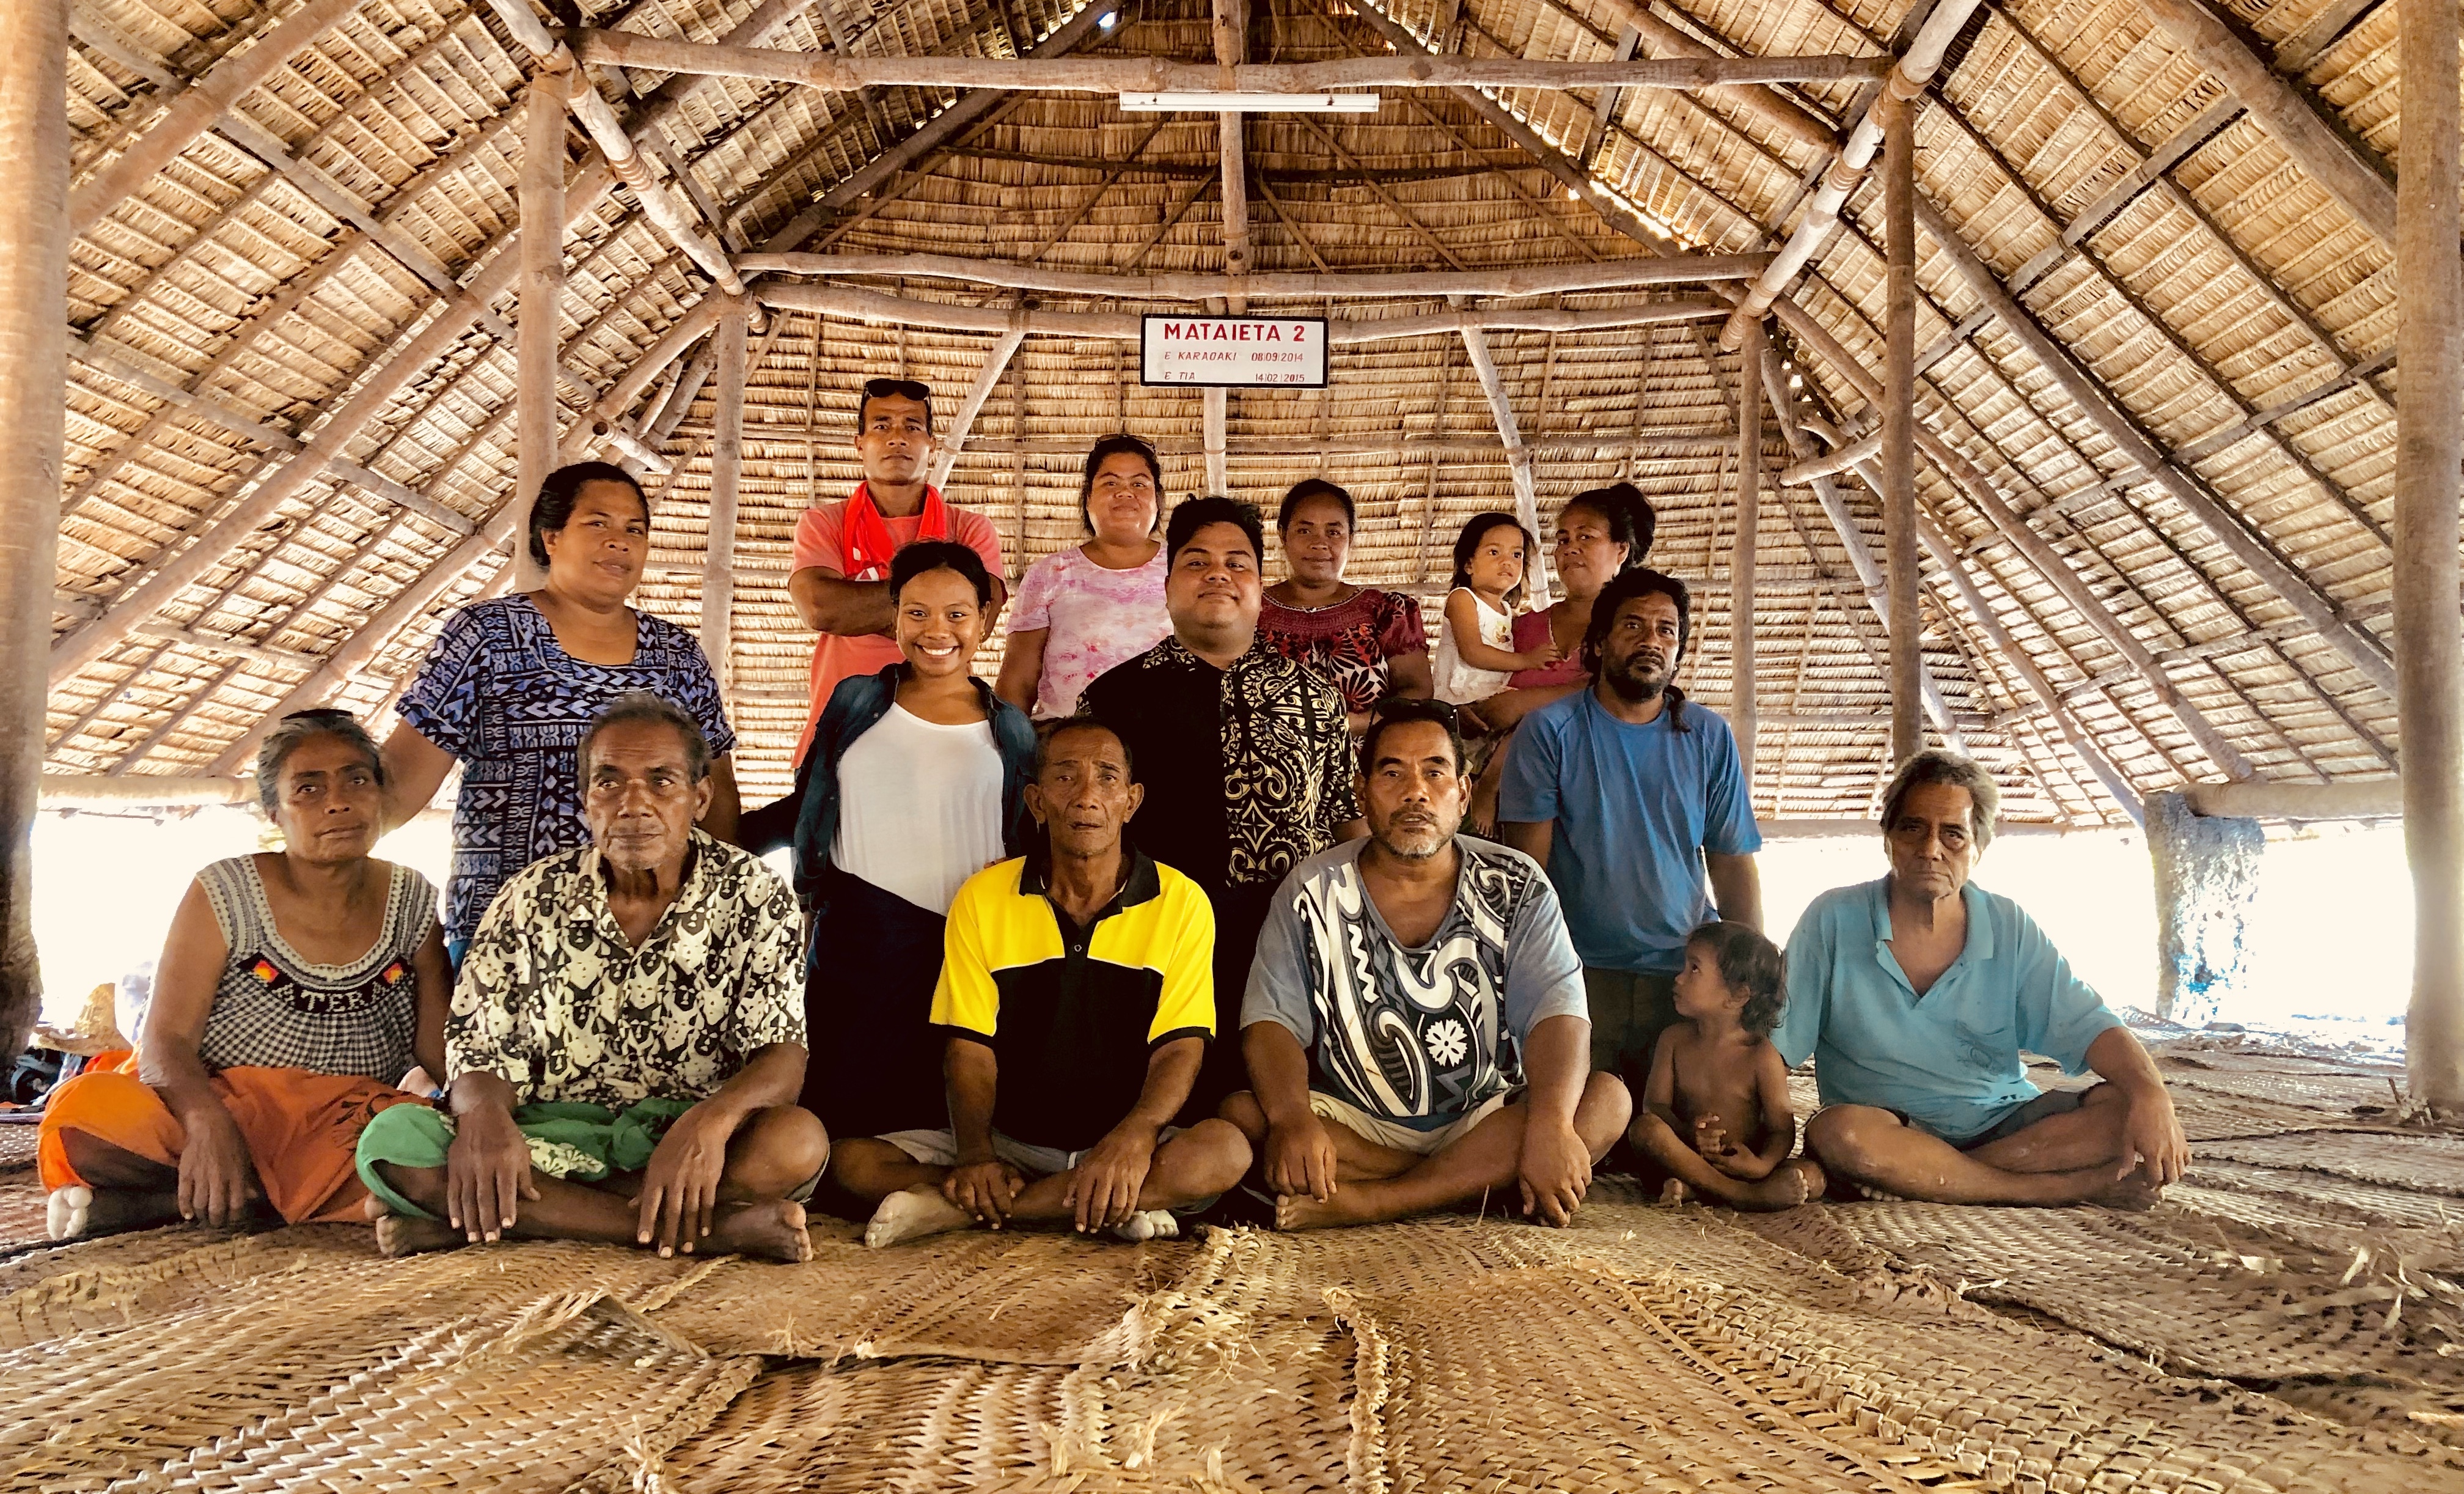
[742,378,1007,852]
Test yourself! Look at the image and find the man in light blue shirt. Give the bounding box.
[1777,750,2187,1206]
[1499,568,1762,1098]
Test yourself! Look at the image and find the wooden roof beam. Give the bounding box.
[1717,0,1989,348]
[750,279,1727,340]
[739,251,1769,298]
[1908,193,2399,702]
[2141,0,2396,248]
[571,26,1886,94]
[68,0,366,232]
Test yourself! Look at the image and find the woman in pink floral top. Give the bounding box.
[1257,479,1434,734]
[997,434,1173,719]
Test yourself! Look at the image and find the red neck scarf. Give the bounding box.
[842,482,948,580]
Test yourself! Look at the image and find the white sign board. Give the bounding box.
[1140,315,1328,388]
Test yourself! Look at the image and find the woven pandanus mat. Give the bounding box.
[0,1127,35,1171]
[0,1177,45,1253]
[2201,1132,2464,1196]
[0,1221,248,1298]
[0,1223,367,1348]
[2168,1087,2370,1141]
[2189,1160,2464,1229]
[648,1223,1196,1363]
[1828,1201,2464,1400]
[656,1358,1121,1493]
[98,1293,758,1494]
[0,1241,723,1490]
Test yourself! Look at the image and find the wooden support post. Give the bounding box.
[927,323,1027,489]
[1733,318,1762,777]
[702,303,748,688]
[1214,0,1252,281]
[1204,388,1230,495]
[1882,89,1922,767]
[0,0,67,1056]
[2397,0,2464,1109]
[1459,325,1547,605]
[516,69,569,594]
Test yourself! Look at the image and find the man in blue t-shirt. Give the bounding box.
[1497,567,1762,1098]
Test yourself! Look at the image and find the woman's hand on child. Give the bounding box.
[1517,640,1563,670]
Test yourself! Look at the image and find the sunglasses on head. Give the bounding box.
[861,377,932,403]
[1372,697,1461,727]
[282,708,359,726]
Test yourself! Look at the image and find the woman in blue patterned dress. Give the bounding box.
[380,462,739,958]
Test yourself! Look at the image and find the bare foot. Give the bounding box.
[864,1187,972,1249]
[1110,1209,1179,1242]
[48,1185,183,1240]
[1727,1158,1824,1213]
[1274,1191,1380,1232]
[2089,1170,2165,1211]
[1659,1179,1693,1205]
[375,1212,464,1257]
[706,1200,815,1264]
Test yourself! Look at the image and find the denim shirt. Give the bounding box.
[791,666,1040,907]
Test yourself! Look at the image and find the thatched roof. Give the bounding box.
[42,0,2417,819]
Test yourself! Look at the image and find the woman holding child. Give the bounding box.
[38,710,449,1238]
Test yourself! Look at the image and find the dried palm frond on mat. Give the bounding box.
[2199,1133,2464,1197]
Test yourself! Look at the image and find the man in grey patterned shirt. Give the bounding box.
[1225,701,1630,1231]
[358,693,826,1262]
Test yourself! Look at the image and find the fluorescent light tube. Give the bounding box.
[1118,92,1380,112]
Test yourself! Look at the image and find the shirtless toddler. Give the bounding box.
[1628,921,1824,1211]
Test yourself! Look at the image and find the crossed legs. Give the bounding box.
[1805,1086,2160,1207]
[1220,1075,1632,1231]
[369,1105,829,1262]
[1626,1114,1824,1212]
[831,1122,1254,1248]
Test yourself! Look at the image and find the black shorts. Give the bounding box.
[1912,1084,2101,1151]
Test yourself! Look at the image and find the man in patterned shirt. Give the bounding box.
[1079,496,1366,1120]
[1225,701,1631,1231]
[357,693,826,1262]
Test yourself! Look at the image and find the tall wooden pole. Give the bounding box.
[2397,0,2464,1111]
[1733,318,1762,778]
[1214,0,1250,284]
[516,68,570,593]
[0,0,68,1056]
[701,301,749,689]
[1881,88,1923,767]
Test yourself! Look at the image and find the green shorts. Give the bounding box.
[355,1097,708,1220]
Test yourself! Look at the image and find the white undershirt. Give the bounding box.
[831,703,1007,914]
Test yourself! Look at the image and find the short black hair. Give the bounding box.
[1077,433,1164,534]
[1277,477,1355,531]
[1035,716,1134,779]
[1560,482,1657,573]
[1165,495,1265,566]
[889,539,994,606]
[255,708,384,818]
[529,462,649,569]
[1688,919,1786,1037]
[1448,512,1537,608]
[1586,566,1695,733]
[1358,697,1466,778]
[579,691,711,787]
[857,375,936,433]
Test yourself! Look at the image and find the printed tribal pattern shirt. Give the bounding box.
[397,595,737,944]
[1079,635,1361,894]
[447,830,806,1110]
[1243,836,1588,1131]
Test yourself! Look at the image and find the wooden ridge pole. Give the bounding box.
[573,28,1889,93]
[0,0,67,1056]
[1733,317,1762,775]
[737,251,1772,297]
[701,301,749,688]
[515,67,569,593]
[2397,0,2464,1109]
[1882,89,1923,767]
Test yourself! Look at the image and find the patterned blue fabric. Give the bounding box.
[397,595,737,943]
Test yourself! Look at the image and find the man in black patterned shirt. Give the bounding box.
[1080,496,1366,1120]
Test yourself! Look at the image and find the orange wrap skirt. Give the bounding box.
[38,1059,420,1224]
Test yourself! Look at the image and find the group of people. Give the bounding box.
[34,373,2189,1263]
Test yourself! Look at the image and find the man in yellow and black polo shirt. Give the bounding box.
[831,718,1253,1246]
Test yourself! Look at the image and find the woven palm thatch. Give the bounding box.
[35,0,2432,817]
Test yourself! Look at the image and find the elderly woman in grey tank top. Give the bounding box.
[38,710,450,1240]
